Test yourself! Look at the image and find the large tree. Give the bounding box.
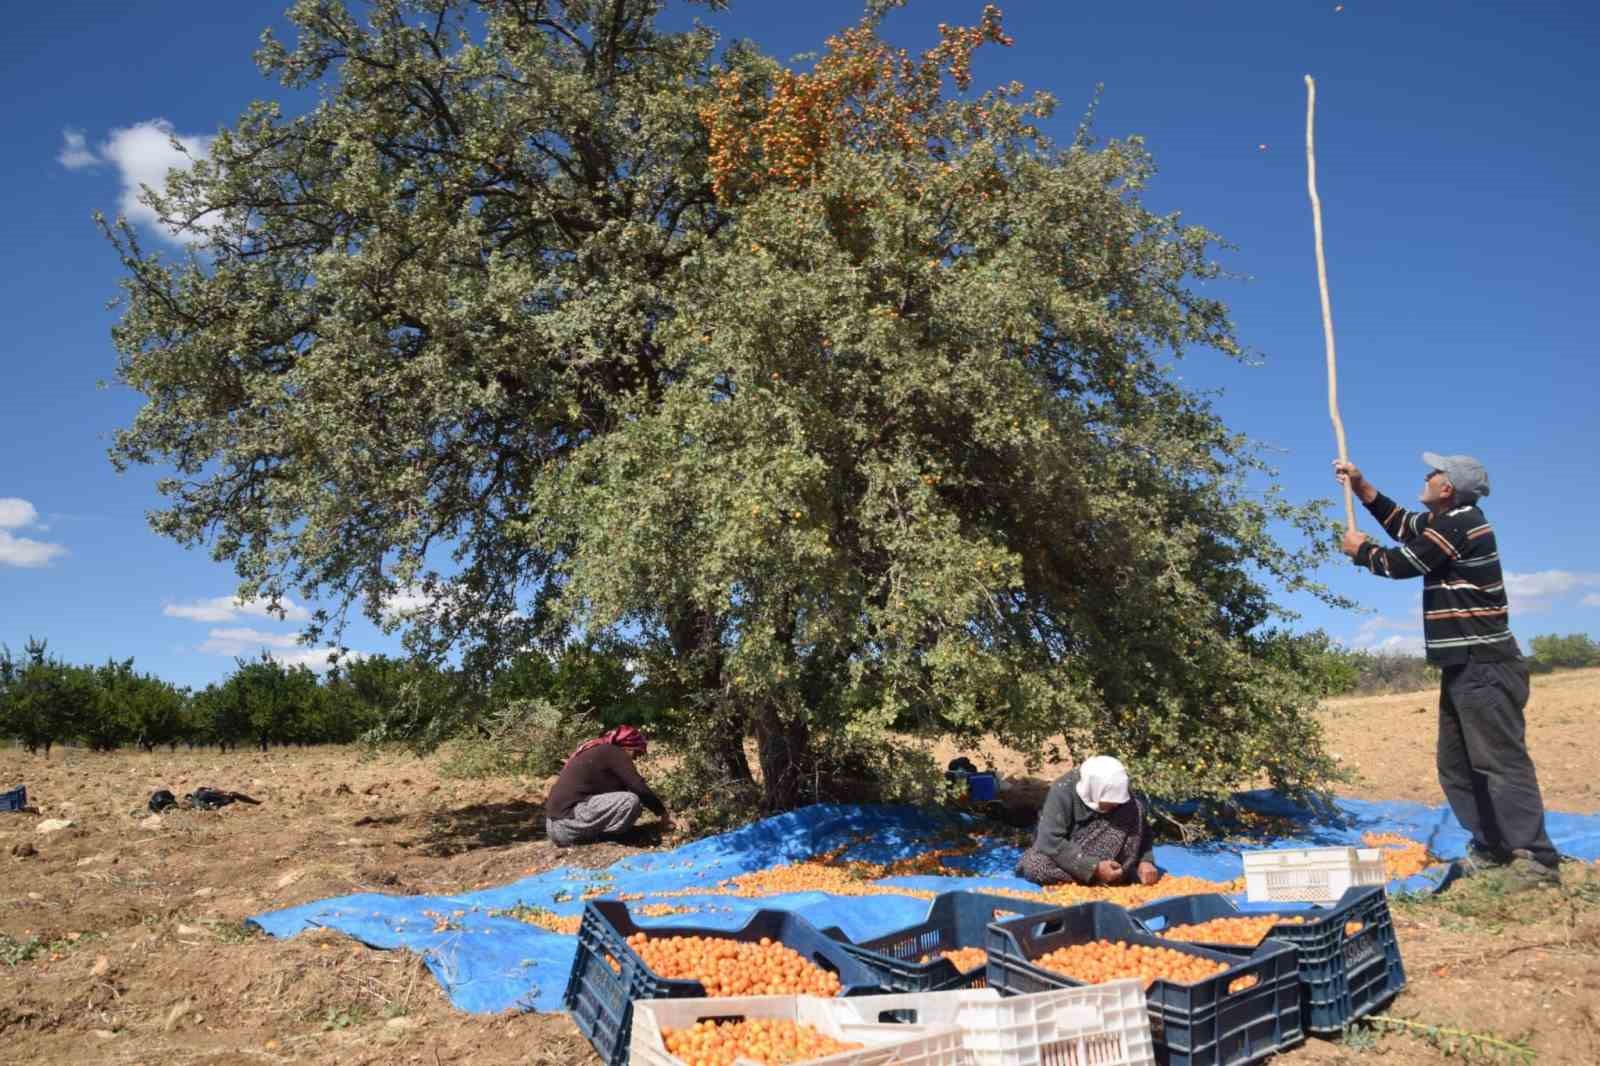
[105,0,1345,809]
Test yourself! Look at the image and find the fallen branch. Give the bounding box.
[1366,1013,1536,1064]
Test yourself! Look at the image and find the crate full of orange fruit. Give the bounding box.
[563,900,888,1066]
[820,891,1057,992]
[985,902,1302,1066]
[1130,887,1405,1035]
[629,993,970,1066]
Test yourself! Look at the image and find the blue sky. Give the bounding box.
[3,1,1596,689]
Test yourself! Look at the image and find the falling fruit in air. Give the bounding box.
[1258,144,1268,151]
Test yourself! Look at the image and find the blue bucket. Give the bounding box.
[967,772,998,802]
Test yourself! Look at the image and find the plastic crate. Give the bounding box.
[1,785,25,812]
[1130,889,1404,1034]
[826,892,1058,992]
[1241,846,1386,904]
[957,981,1156,1066]
[630,993,968,1066]
[563,900,887,1066]
[985,902,1303,1066]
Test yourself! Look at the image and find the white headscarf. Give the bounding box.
[1074,755,1132,808]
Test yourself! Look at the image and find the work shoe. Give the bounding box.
[1453,844,1509,879]
[1506,849,1561,888]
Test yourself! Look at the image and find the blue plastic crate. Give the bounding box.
[968,772,999,802]
[986,901,1304,1066]
[823,890,1056,992]
[1,785,25,812]
[562,899,886,1066]
[1131,888,1405,1034]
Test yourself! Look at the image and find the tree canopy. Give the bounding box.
[104,0,1347,809]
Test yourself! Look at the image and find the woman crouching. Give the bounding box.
[1016,756,1162,887]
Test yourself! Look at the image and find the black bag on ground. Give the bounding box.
[148,789,177,813]
[185,787,262,810]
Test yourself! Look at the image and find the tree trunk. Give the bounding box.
[708,721,755,787]
[755,703,810,812]
[670,605,755,789]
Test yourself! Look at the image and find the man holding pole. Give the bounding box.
[1334,454,1560,887]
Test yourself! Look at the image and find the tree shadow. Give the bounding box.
[412,800,549,857]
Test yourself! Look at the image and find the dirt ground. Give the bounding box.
[3,668,1598,1065]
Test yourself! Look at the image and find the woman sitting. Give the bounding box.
[544,725,672,847]
[1015,755,1162,886]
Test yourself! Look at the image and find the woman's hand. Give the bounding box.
[1092,860,1123,885]
[1137,861,1161,886]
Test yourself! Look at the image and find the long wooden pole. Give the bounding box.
[1305,74,1356,533]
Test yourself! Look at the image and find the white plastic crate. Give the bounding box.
[1242,846,1388,903]
[798,984,1152,1066]
[956,980,1154,1066]
[629,993,968,1066]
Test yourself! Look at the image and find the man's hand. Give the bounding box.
[1092,860,1123,885]
[1341,527,1368,559]
[1333,460,1376,503]
[1137,861,1161,886]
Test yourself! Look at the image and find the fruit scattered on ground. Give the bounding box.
[1363,832,1433,878]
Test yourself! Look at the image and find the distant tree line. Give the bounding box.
[1287,631,1600,698]
[3,630,1591,758]
[0,637,652,757]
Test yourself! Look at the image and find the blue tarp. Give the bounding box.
[249,792,1600,1015]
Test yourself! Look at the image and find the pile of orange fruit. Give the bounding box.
[922,946,987,972]
[660,1017,863,1065]
[983,875,1247,910]
[1363,832,1433,879]
[719,855,937,901]
[626,933,845,997]
[1162,914,1305,946]
[1033,939,1228,990]
[1344,920,1365,936]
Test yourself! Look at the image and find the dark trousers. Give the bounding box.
[1437,656,1558,867]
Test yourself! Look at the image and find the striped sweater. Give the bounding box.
[1352,491,1520,666]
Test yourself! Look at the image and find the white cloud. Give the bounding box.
[1582,594,1600,608]
[194,627,360,673]
[276,647,366,673]
[1344,615,1425,656]
[95,119,214,243]
[0,498,41,529]
[198,626,301,655]
[0,531,69,568]
[379,585,433,621]
[0,497,67,567]
[56,128,98,170]
[1503,570,1600,614]
[164,594,312,624]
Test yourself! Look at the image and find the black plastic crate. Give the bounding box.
[563,899,886,1066]
[1131,888,1405,1034]
[986,901,1303,1066]
[822,890,1056,991]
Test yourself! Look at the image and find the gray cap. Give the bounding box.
[1422,452,1490,502]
